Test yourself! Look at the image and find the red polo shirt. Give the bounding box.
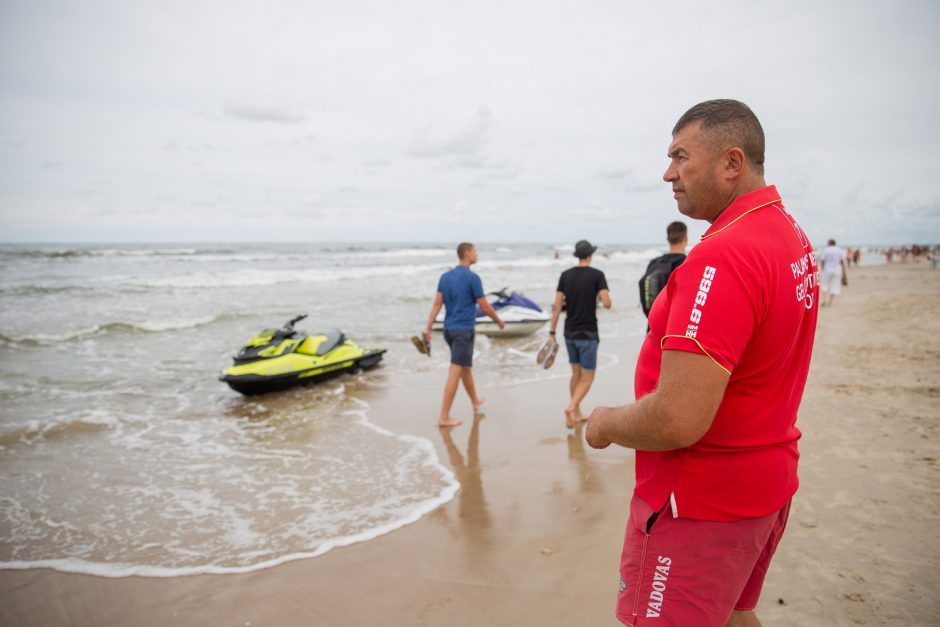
[634,185,819,521]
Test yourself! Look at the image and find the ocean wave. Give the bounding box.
[0,280,108,296]
[0,408,130,445]
[606,248,668,264]
[475,250,659,271]
[0,315,222,345]
[341,247,454,259]
[127,263,442,290]
[0,247,203,259]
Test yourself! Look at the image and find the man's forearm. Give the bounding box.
[425,304,442,330]
[549,308,561,334]
[588,392,693,452]
[480,301,500,323]
[587,350,727,452]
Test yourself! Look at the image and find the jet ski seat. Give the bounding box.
[314,328,347,356]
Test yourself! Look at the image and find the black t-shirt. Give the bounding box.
[557,266,609,339]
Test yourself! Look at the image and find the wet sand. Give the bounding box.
[2,261,938,626]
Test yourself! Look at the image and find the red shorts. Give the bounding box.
[615,493,791,626]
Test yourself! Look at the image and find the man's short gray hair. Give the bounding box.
[673,99,765,175]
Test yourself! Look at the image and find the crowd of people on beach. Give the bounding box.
[878,244,938,265]
[811,244,939,268]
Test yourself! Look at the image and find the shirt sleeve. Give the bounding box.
[471,273,485,300]
[597,270,609,292]
[661,255,761,374]
[556,271,566,293]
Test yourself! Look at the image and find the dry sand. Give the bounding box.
[1,261,938,626]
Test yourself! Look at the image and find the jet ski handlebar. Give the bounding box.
[284,314,308,331]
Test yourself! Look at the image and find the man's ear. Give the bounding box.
[723,147,745,180]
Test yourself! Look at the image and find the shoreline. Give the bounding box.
[2,262,938,626]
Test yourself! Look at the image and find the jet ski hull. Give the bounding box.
[431,318,547,337]
[221,348,385,395]
[474,319,547,337]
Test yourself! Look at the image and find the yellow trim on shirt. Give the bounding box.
[660,334,732,376]
[700,199,782,241]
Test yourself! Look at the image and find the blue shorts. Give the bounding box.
[566,338,598,371]
[444,328,475,367]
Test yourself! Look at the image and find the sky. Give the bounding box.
[1,0,938,245]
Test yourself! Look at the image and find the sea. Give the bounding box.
[0,241,882,578]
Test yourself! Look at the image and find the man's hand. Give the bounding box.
[423,327,432,343]
[497,317,505,330]
[583,351,729,452]
[585,406,616,449]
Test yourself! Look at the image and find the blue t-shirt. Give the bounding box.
[437,265,484,330]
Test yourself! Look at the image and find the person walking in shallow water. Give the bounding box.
[549,239,611,428]
[586,99,818,627]
[423,243,504,428]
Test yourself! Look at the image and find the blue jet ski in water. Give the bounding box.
[432,288,549,337]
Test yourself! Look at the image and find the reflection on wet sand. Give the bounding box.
[567,423,603,493]
[439,413,492,543]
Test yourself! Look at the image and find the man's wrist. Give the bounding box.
[549,330,556,335]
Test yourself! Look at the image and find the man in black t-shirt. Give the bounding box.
[549,239,612,428]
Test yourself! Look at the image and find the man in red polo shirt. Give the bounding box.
[586,100,818,627]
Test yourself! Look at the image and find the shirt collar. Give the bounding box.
[701,185,782,241]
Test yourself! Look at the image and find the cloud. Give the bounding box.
[594,166,661,193]
[408,108,494,164]
[572,202,622,223]
[594,167,632,181]
[223,107,305,124]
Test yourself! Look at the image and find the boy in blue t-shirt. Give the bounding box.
[423,243,504,427]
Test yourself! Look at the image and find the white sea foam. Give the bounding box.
[0,396,459,578]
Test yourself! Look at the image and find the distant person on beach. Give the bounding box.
[820,239,847,307]
[549,239,612,428]
[585,99,818,627]
[638,221,688,320]
[423,243,504,428]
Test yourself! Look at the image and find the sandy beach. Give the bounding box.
[1,261,938,626]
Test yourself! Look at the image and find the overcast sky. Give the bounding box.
[1,0,938,245]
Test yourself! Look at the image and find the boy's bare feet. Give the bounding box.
[564,407,577,429]
[439,417,463,428]
[472,397,486,413]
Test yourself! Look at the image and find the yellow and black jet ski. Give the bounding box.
[220,315,386,395]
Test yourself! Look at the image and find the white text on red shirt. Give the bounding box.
[686,265,716,338]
